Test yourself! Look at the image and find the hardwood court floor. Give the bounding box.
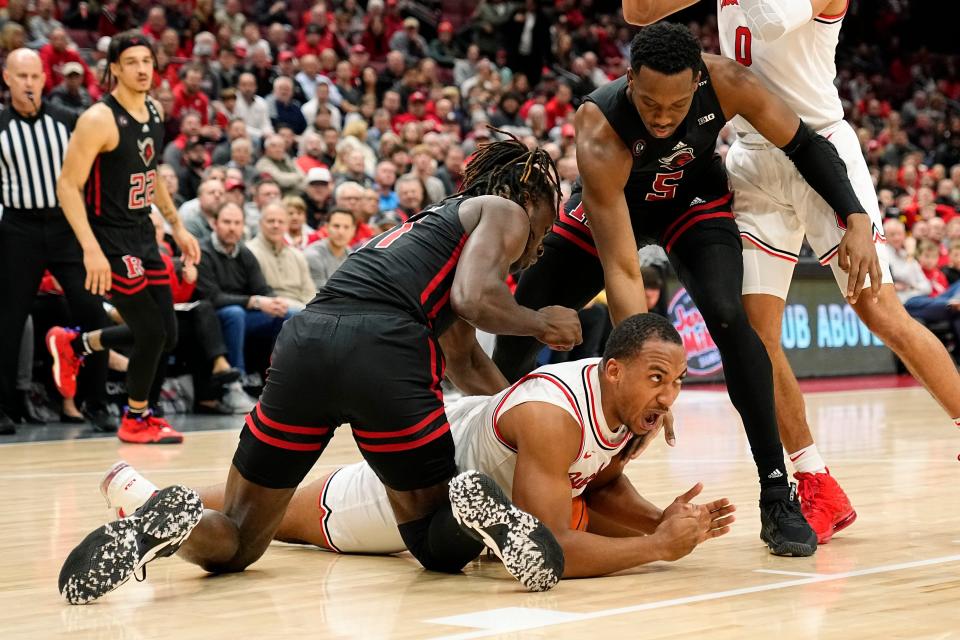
[2,385,959,639]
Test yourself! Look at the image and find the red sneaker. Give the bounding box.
[46,327,83,399]
[117,410,184,444]
[795,469,857,544]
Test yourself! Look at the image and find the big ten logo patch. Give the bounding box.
[667,288,722,375]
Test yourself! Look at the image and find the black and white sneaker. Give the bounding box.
[759,483,817,557]
[449,470,564,592]
[59,485,203,604]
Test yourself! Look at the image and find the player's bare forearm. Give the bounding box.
[585,474,663,535]
[440,320,509,395]
[153,178,183,228]
[603,268,649,325]
[622,0,700,25]
[57,180,101,253]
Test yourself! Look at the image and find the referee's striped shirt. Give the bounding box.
[0,102,76,211]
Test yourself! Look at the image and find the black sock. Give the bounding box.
[126,405,147,418]
[397,504,485,573]
[71,333,92,356]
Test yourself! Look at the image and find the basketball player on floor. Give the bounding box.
[625,0,960,544]
[53,32,201,444]
[59,135,583,603]
[494,23,881,557]
[102,314,736,576]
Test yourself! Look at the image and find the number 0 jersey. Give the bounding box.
[575,61,728,241]
[85,94,164,227]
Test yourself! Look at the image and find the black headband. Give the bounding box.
[108,35,156,64]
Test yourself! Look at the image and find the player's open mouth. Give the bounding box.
[641,411,662,430]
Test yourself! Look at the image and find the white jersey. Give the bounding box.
[318,358,632,553]
[718,0,846,134]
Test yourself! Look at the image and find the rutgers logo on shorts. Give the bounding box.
[121,255,145,279]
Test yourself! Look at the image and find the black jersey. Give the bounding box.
[85,94,164,227]
[314,196,468,335]
[577,60,728,238]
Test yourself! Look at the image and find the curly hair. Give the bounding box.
[629,22,702,75]
[455,127,562,214]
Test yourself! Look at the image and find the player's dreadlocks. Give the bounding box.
[455,128,563,214]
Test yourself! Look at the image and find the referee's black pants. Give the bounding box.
[0,209,110,416]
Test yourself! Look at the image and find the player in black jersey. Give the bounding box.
[54,32,200,445]
[494,23,879,557]
[59,135,583,602]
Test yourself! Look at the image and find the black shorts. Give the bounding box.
[556,182,736,256]
[94,221,167,297]
[233,303,455,491]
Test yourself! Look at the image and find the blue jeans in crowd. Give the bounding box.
[215,305,295,374]
[903,279,960,337]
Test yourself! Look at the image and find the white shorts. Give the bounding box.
[318,395,490,554]
[726,120,892,300]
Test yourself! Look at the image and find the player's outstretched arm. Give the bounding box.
[709,56,880,303]
[57,104,115,295]
[738,0,841,42]
[439,318,509,396]
[576,103,648,326]
[506,403,728,577]
[451,196,582,350]
[622,0,700,25]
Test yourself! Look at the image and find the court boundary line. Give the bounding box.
[428,553,960,639]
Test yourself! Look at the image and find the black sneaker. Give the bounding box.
[449,470,564,592]
[84,405,120,433]
[0,408,16,435]
[759,483,817,557]
[59,485,202,604]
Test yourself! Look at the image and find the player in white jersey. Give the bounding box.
[625,0,960,544]
[102,314,736,577]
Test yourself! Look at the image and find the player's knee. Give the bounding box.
[701,298,746,333]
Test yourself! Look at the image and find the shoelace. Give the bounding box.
[767,490,808,528]
[798,476,833,519]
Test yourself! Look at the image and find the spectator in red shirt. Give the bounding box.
[918,240,949,297]
[142,7,168,41]
[392,91,442,131]
[173,64,211,125]
[294,23,336,59]
[544,82,574,130]
[39,27,100,98]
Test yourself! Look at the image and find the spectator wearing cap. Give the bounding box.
[304,209,356,288]
[283,195,314,250]
[349,44,371,75]
[39,27,100,98]
[389,17,429,66]
[234,72,274,142]
[402,145,446,205]
[47,61,92,116]
[255,134,305,196]
[182,178,226,243]
[266,75,307,135]
[436,146,466,197]
[373,160,399,212]
[303,167,333,226]
[393,91,443,132]
[247,203,316,312]
[178,139,211,202]
[223,177,247,210]
[428,20,460,70]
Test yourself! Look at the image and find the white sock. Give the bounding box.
[788,444,827,474]
[109,465,159,516]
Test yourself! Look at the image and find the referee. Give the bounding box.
[0,49,114,434]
